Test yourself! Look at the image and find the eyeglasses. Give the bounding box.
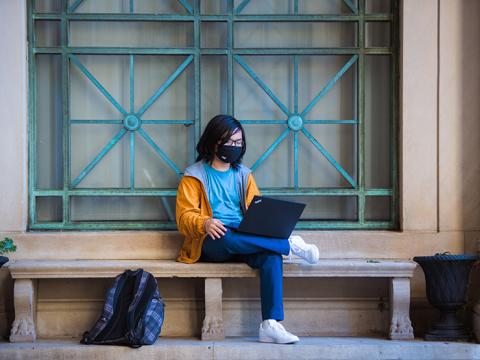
[224,139,244,147]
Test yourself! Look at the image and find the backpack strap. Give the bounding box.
[127,270,149,315]
[126,270,158,346]
[81,271,128,344]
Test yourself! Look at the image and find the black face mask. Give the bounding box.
[216,145,242,164]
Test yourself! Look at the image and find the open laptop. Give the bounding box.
[230,196,306,238]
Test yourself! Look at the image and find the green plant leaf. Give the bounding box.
[0,237,17,255]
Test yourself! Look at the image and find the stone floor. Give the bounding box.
[1,337,479,360]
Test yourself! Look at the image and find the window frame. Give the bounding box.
[28,0,400,230]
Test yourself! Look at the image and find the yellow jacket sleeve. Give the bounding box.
[245,172,261,209]
[175,176,210,239]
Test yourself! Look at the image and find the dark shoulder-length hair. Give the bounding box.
[196,114,246,170]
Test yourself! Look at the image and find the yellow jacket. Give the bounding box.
[176,160,260,263]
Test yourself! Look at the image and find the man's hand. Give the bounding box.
[204,218,227,240]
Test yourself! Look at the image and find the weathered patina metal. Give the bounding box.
[28,0,399,230]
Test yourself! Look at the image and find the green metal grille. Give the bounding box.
[28,0,399,230]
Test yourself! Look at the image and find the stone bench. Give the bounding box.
[7,258,416,342]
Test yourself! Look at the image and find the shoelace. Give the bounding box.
[287,237,305,262]
[264,320,294,338]
[291,241,306,258]
[274,322,291,336]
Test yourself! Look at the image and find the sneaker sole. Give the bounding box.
[259,336,299,344]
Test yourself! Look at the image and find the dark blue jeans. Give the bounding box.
[200,227,290,321]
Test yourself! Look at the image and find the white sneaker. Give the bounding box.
[258,319,299,344]
[288,235,319,264]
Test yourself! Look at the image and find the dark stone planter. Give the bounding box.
[413,254,478,342]
[0,256,8,267]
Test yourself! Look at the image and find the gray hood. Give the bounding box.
[183,160,252,214]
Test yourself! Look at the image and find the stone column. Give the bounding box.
[389,277,414,340]
[10,279,37,342]
[201,278,225,340]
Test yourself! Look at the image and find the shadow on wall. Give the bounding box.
[460,2,480,242]
[459,0,480,336]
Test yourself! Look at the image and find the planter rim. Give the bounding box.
[0,256,8,267]
[413,254,479,262]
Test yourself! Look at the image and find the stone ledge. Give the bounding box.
[7,259,416,279]
[0,230,464,261]
[0,337,478,360]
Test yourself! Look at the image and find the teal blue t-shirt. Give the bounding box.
[204,162,243,227]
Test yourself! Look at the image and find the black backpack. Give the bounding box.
[81,269,165,348]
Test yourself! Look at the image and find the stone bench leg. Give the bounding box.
[389,277,414,340]
[201,278,225,340]
[10,279,37,342]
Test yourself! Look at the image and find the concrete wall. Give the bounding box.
[1,0,479,339]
